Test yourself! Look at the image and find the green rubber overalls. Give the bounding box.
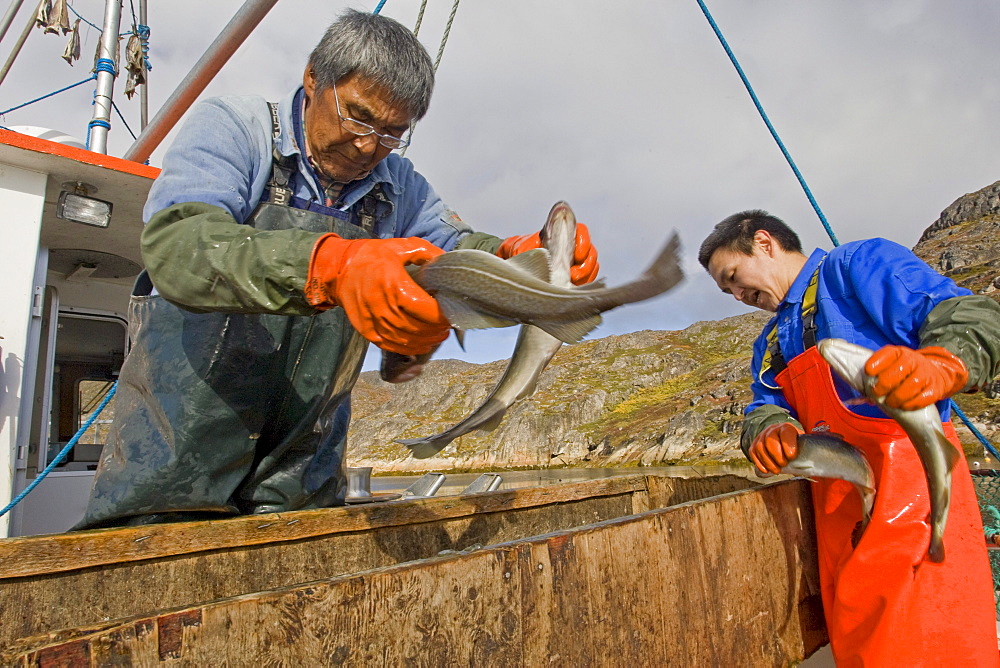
[77,128,387,529]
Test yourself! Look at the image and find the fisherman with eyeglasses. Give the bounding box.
[77,10,600,529]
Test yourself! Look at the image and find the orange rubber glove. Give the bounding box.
[305,234,450,356]
[749,422,805,475]
[865,345,968,410]
[497,223,600,285]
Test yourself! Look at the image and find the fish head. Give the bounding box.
[817,338,877,396]
[541,201,578,286]
[380,348,436,383]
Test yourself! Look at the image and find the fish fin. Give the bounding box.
[571,278,608,291]
[454,328,466,351]
[474,410,507,433]
[397,437,450,459]
[438,296,519,330]
[535,314,602,344]
[505,248,551,282]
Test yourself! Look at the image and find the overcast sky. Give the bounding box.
[4,0,999,370]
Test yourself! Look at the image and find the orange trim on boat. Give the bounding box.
[0,128,160,179]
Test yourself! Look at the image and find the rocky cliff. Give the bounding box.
[347,181,1000,473]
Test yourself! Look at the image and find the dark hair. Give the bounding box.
[697,209,803,269]
[308,9,435,120]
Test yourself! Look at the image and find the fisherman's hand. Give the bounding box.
[865,345,968,410]
[497,223,600,285]
[750,422,805,475]
[305,235,451,356]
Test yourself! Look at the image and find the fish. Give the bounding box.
[123,30,147,98]
[408,230,683,344]
[396,201,577,458]
[61,18,81,66]
[381,218,684,383]
[782,432,876,532]
[44,0,70,34]
[817,337,959,563]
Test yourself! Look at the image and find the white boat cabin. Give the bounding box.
[0,128,157,537]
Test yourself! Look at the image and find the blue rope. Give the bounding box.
[137,24,152,71]
[372,0,388,14]
[94,58,118,76]
[0,382,117,519]
[86,119,110,150]
[695,0,839,247]
[111,102,137,140]
[951,401,1000,460]
[67,3,101,32]
[0,75,96,116]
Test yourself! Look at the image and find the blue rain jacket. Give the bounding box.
[748,238,972,421]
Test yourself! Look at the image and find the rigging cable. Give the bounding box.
[0,74,94,116]
[695,0,838,246]
[401,0,462,156]
[413,0,429,37]
[696,0,999,460]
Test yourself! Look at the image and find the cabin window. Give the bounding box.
[76,379,116,447]
[45,314,127,470]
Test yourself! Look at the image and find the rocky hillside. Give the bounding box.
[348,181,1000,473]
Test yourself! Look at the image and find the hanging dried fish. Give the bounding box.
[62,18,81,65]
[34,0,51,29]
[123,30,146,98]
[47,0,70,34]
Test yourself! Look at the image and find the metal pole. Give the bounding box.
[88,0,123,155]
[0,0,25,45]
[138,0,147,129]
[0,0,41,88]
[123,0,279,163]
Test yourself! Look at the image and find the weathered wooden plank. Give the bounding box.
[3,480,825,665]
[0,494,636,651]
[0,475,652,580]
[644,472,759,509]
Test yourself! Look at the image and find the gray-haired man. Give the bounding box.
[78,9,600,528]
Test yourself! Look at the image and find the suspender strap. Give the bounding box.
[757,258,824,389]
[261,101,390,234]
[263,102,296,206]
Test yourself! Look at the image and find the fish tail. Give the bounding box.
[628,232,684,302]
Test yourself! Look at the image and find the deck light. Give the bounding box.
[56,182,112,228]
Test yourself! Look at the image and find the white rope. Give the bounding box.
[432,0,461,73]
[402,0,461,156]
[412,0,428,37]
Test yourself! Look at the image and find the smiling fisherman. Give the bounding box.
[76,9,599,529]
[699,210,1000,666]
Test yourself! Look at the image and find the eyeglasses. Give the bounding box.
[331,83,410,150]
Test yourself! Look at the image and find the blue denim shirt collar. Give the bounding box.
[275,86,404,208]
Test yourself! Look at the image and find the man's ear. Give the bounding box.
[753,229,775,257]
[303,67,315,97]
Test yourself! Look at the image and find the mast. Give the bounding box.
[88,0,124,155]
[124,0,279,164]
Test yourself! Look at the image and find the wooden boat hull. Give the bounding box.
[0,474,826,664]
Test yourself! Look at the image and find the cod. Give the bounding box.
[381,216,684,383]
[397,200,581,458]
[782,432,876,533]
[817,338,958,563]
